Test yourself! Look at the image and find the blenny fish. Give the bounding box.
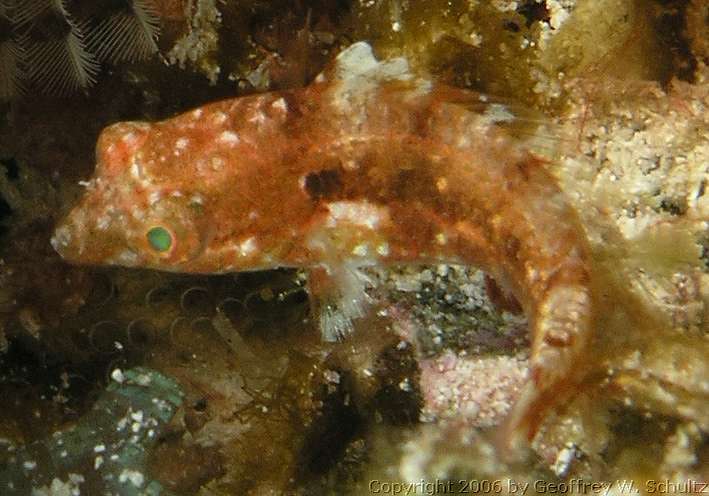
[52,42,593,452]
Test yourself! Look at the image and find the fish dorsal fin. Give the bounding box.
[330,41,411,83]
[321,42,423,116]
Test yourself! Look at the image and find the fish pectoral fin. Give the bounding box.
[307,264,373,342]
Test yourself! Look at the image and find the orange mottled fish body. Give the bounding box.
[53,43,593,453]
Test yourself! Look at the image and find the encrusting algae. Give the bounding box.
[0,0,707,494]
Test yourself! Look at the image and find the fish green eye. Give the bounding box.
[147,226,173,252]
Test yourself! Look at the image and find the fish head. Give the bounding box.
[52,121,209,271]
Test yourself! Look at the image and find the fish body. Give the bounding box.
[53,43,593,452]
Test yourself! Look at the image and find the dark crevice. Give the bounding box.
[516,0,551,28]
[1,157,19,180]
[297,370,364,478]
[651,0,698,83]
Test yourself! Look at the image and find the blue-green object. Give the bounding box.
[0,367,183,495]
[147,227,173,252]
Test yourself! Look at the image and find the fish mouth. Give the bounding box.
[49,182,86,261]
[52,218,141,268]
[51,213,95,265]
[50,222,74,260]
[51,208,116,266]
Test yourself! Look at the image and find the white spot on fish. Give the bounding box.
[213,111,228,124]
[248,111,267,125]
[96,215,111,230]
[326,201,389,229]
[148,191,161,205]
[132,207,146,221]
[175,137,189,150]
[248,210,259,220]
[211,157,224,169]
[238,237,257,257]
[343,159,359,170]
[51,226,72,249]
[436,177,448,192]
[192,108,203,118]
[271,97,287,113]
[219,131,240,145]
[352,244,368,256]
[190,194,204,205]
[377,243,390,256]
[116,250,139,266]
[456,135,471,148]
[122,132,137,144]
[484,103,515,124]
[130,160,142,179]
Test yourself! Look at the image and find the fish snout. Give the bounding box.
[51,211,87,263]
[51,206,118,265]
